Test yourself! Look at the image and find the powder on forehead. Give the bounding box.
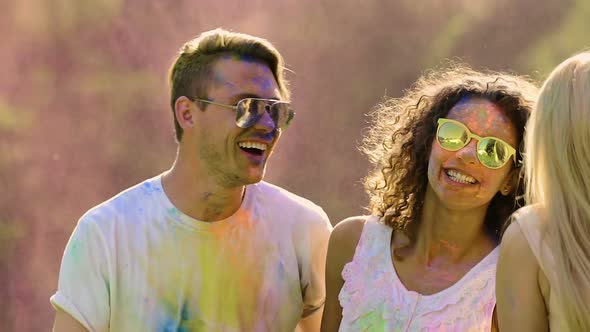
[210,56,276,91]
[211,55,280,97]
[221,53,264,64]
[448,96,519,148]
[451,97,512,126]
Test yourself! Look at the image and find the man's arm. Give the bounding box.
[496,222,549,332]
[51,214,111,331]
[53,309,88,332]
[296,308,323,332]
[296,211,332,332]
[320,217,365,332]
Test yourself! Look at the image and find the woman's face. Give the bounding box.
[426,97,519,210]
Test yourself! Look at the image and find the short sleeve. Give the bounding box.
[299,210,333,317]
[50,213,111,331]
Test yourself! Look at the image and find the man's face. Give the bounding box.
[191,56,284,187]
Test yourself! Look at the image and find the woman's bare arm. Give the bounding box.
[496,222,548,332]
[320,217,366,332]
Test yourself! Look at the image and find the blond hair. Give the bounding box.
[525,51,590,330]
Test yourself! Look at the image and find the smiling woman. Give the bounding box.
[321,64,538,332]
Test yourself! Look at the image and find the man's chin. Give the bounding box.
[247,168,267,184]
[243,174,264,185]
[233,167,265,186]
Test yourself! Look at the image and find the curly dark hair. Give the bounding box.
[361,64,538,241]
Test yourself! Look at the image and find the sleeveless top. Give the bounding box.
[338,216,498,332]
[513,205,566,331]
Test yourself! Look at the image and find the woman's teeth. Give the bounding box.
[446,169,476,184]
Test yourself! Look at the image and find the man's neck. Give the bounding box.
[161,157,245,222]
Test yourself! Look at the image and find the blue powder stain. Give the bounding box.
[141,182,156,196]
[158,319,178,332]
[177,312,191,331]
[251,75,273,90]
[180,303,190,321]
[167,208,181,222]
[158,303,192,332]
[221,53,259,64]
[456,96,472,106]
[251,132,276,141]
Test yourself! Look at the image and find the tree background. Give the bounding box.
[1,0,588,330]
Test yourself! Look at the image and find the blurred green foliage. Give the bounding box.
[520,0,590,76]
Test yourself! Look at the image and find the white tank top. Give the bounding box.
[338,216,498,332]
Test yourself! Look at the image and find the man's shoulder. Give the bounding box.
[80,174,163,226]
[252,181,330,225]
[253,181,322,210]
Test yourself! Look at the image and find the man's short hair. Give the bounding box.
[168,28,290,141]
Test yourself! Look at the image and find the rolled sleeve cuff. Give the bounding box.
[50,292,94,331]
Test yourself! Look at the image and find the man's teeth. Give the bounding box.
[238,142,267,151]
[446,170,476,184]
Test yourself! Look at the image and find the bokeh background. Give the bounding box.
[1,0,589,330]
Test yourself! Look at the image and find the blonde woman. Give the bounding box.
[496,52,590,331]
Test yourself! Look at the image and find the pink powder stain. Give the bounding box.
[449,98,517,148]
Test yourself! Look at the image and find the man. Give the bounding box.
[51,28,332,331]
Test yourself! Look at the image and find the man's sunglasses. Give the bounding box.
[192,97,295,130]
[436,118,519,169]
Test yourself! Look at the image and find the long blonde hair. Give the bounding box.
[525,52,590,330]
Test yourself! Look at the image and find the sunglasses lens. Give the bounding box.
[438,122,468,151]
[477,138,510,169]
[235,99,294,129]
[270,102,294,129]
[235,99,260,128]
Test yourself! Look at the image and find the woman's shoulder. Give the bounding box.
[330,216,370,248]
[512,204,544,224]
[500,205,545,274]
[327,216,380,270]
[509,204,546,241]
[332,214,388,240]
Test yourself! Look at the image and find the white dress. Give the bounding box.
[338,216,498,332]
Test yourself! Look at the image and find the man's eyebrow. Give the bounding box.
[229,93,281,103]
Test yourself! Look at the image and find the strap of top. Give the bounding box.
[356,216,392,256]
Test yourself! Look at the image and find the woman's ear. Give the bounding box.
[500,168,520,196]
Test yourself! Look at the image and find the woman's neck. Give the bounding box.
[410,188,496,264]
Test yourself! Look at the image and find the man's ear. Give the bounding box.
[500,168,520,196]
[174,96,196,129]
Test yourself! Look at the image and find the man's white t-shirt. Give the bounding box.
[51,174,332,331]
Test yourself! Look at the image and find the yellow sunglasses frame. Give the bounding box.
[436,118,518,169]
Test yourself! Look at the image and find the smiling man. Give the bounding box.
[51,29,332,332]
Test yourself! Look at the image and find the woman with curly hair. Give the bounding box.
[321,65,538,331]
[496,52,590,331]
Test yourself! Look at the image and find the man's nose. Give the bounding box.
[252,108,276,133]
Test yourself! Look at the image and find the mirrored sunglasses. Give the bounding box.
[436,118,518,169]
[193,97,295,130]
